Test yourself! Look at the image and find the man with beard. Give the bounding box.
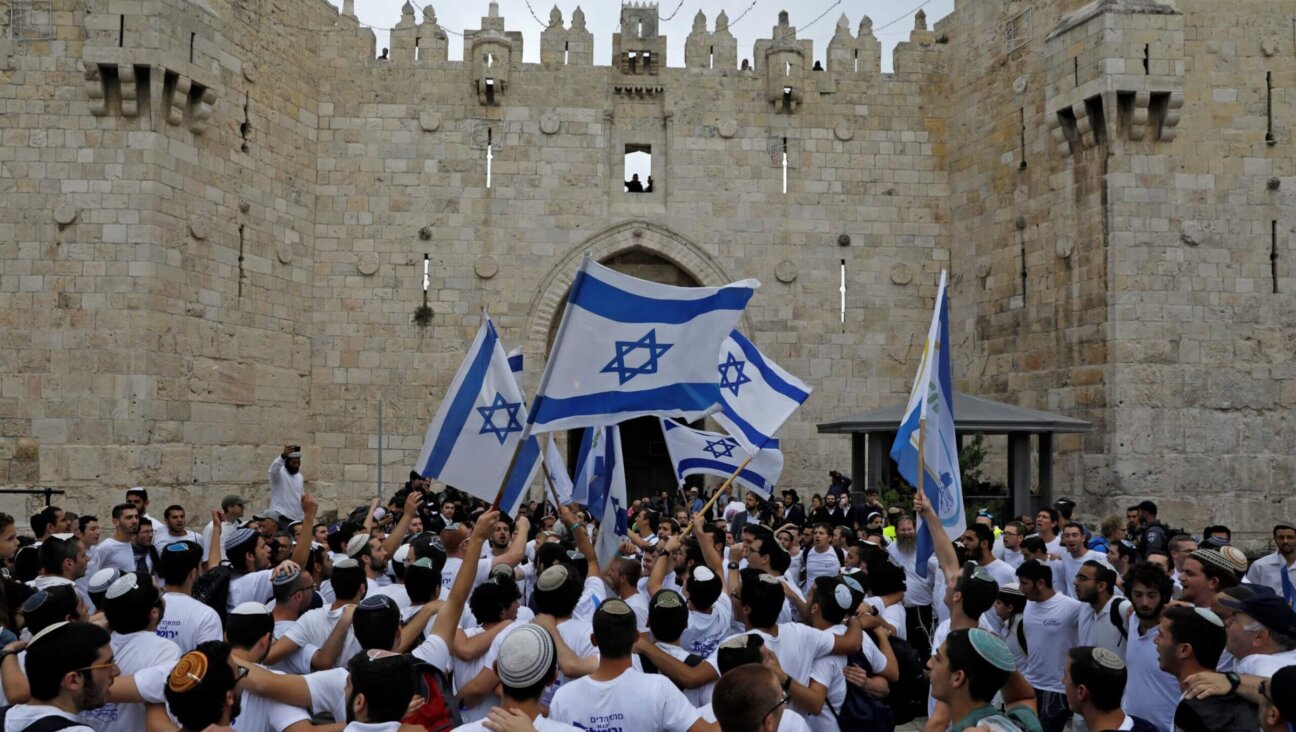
[729,491,763,539]
[269,444,306,524]
[2,621,117,731]
[86,504,140,577]
[1059,524,1106,599]
[131,520,158,576]
[125,488,165,535]
[782,490,805,527]
[1155,605,1258,732]
[163,643,247,732]
[1120,561,1182,732]
[1074,559,1126,655]
[886,514,935,654]
[819,494,848,529]
[154,505,202,553]
[960,523,1017,588]
[1245,521,1296,604]
[1133,500,1170,559]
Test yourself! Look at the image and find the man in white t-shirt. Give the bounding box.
[1244,522,1296,600]
[1074,559,1126,655]
[125,488,165,535]
[804,576,896,732]
[80,572,182,732]
[601,556,649,632]
[222,493,315,611]
[155,540,223,654]
[85,504,141,578]
[694,636,813,732]
[548,599,708,732]
[201,494,248,562]
[995,521,1027,568]
[1032,507,1063,555]
[960,524,1017,589]
[798,524,843,594]
[1016,558,1082,732]
[1120,561,1181,732]
[531,565,599,706]
[1063,646,1155,732]
[265,558,365,669]
[2,621,115,732]
[1059,524,1106,599]
[711,662,808,732]
[29,535,94,613]
[153,505,203,554]
[269,445,306,523]
[451,624,580,732]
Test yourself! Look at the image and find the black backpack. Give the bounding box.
[827,649,896,732]
[798,545,846,587]
[875,633,926,726]
[0,705,82,732]
[191,564,233,625]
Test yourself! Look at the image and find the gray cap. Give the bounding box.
[223,527,258,552]
[221,494,247,510]
[496,625,555,688]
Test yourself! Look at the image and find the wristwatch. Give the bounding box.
[780,674,792,691]
[1225,672,1241,694]
[1259,679,1268,700]
[728,561,740,570]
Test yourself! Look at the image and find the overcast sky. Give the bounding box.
[327,0,955,73]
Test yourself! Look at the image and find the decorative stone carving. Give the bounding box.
[1013,75,1029,95]
[833,120,853,141]
[1056,237,1074,259]
[276,243,293,264]
[890,263,913,285]
[775,260,797,283]
[474,255,499,279]
[539,113,560,135]
[188,216,209,240]
[717,119,738,138]
[357,253,380,276]
[419,111,441,132]
[53,202,78,226]
[243,61,257,82]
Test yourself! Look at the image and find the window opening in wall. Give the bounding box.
[709,46,714,69]
[854,49,859,73]
[238,224,246,298]
[486,128,494,189]
[783,86,792,110]
[638,19,643,38]
[119,14,125,47]
[1143,44,1150,74]
[1272,221,1280,293]
[414,37,420,60]
[564,41,569,65]
[485,77,496,104]
[1019,107,1028,170]
[643,51,652,73]
[1117,91,1136,140]
[1148,92,1170,141]
[781,137,788,194]
[628,50,638,73]
[839,259,846,324]
[1266,71,1275,145]
[624,144,652,193]
[1084,95,1107,145]
[423,253,430,291]
[189,32,195,63]
[1057,106,1079,154]
[785,61,792,76]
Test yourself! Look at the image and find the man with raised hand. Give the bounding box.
[221,493,316,610]
[269,444,306,524]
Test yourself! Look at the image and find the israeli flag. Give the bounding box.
[712,331,813,454]
[499,348,542,516]
[591,425,628,568]
[544,436,573,508]
[527,255,758,434]
[660,420,784,499]
[890,270,965,578]
[571,426,616,520]
[415,315,529,508]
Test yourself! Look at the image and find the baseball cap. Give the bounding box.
[221,495,246,510]
[1219,593,1296,636]
[252,509,282,522]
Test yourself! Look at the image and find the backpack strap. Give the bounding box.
[18,714,83,732]
[833,545,845,567]
[1014,615,1028,654]
[1110,598,1128,642]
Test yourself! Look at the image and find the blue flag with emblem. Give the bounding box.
[526,255,759,435]
[890,270,964,578]
[498,347,542,516]
[415,315,531,509]
[571,425,615,520]
[590,425,628,568]
[712,330,813,455]
[659,420,784,499]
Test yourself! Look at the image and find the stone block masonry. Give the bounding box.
[0,0,1291,547]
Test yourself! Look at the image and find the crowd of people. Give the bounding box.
[0,448,1291,732]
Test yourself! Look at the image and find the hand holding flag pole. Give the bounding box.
[677,443,763,541]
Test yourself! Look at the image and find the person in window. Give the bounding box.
[625,174,645,193]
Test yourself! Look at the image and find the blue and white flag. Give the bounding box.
[889,270,964,578]
[543,436,573,508]
[527,256,758,434]
[498,347,542,516]
[712,331,813,454]
[571,426,617,520]
[415,316,529,508]
[591,425,628,568]
[660,420,784,500]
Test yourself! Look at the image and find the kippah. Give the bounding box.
[967,629,1015,672]
[757,573,781,586]
[692,566,716,583]
[334,557,359,569]
[1091,647,1124,670]
[28,621,70,647]
[598,599,632,616]
[652,590,685,609]
[127,487,147,495]
[841,575,865,595]
[490,563,514,580]
[411,557,435,569]
[1218,546,1248,574]
[358,595,394,610]
[272,568,302,587]
[346,534,370,558]
[88,568,121,593]
[537,566,569,591]
[392,544,411,565]
[223,527,257,552]
[1194,607,1224,627]
[999,582,1025,597]
[232,602,270,616]
[22,591,50,613]
[168,651,209,692]
[50,533,74,542]
[496,625,555,688]
[286,450,303,459]
[719,634,763,650]
[833,584,853,610]
[566,550,584,563]
[106,573,139,600]
[1190,548,1240,576]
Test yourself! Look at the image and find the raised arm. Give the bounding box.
[490,515,530,568]
[632,637,720,689]
[309,604,355,671]
[381,491,422,558]
[693,514,725,583]
[207,509,224,571]
[291,494,318,568]
[915,489,960,603]
[559,505,599,578]
[648,536,680,596]
[429,509,497,646]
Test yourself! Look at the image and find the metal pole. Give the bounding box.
[377,398,384,501]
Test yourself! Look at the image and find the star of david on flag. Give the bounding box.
[660,419,784,499]
[415,314,532,509]
[890,270,965,579]
[590,425,628,568]
[526,255,758,435]
[712,330,813,454]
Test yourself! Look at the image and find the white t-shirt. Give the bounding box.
[698,702,811,732]
[270,618,320,674]
[801,546,842,593]
[5,705,96,732]
[1059,550,1106,598]
[304,666,349,723]
[134,661,309,732]
[572,576,607,622]
[79,631,181,732]
[1234,648,1296,676]
[372,582,412,611]
[284,606,362,668]
[269,455,305,521]
[452,715,580,732]
[624,591,650,632]
[542,617,598,707]
[154,529,202,553]
[777,576,807,626]
[87,537,135,576]
[157,591,224,653]
[1000,547,1025,568]
[412,632,453,672]
[707,624,835,716]
[982,559,1018,589]
[1021,593,1082,693]
[548,668,701,732]
[452,626,496,723]
[654,642,714,707]
[679,595,733,659]
[229,570,274,610]
[441,555,491,596]
[806,624,888,732]
[1122,620,1181,732]
[886,543,933,607]
[1078,595,1127,655]
[864,597,908,641]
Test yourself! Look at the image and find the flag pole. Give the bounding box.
[538,437,564,511]
[916,416,927,508]
[521,253,593,445]
[678,451,758,540]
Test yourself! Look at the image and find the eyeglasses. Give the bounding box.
[762,690,791,720]
[78,658,119,673]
